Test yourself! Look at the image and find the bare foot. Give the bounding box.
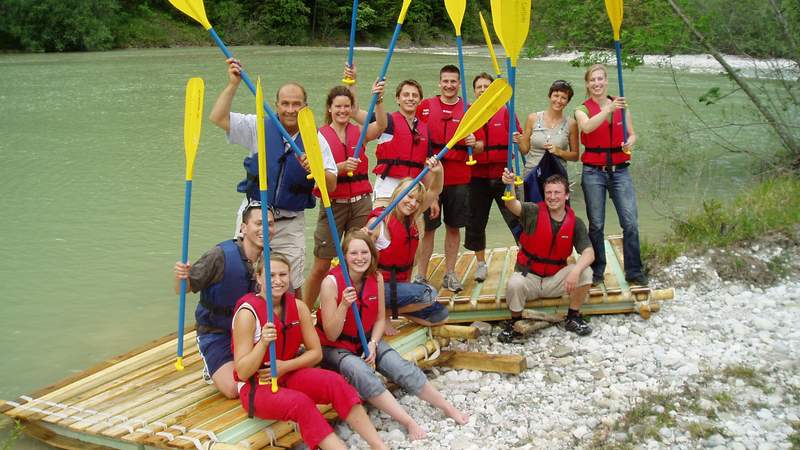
[384,322,399,336]
[406,422,427,441]
[447,408,469,425]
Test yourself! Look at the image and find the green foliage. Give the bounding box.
[257,0,311,45]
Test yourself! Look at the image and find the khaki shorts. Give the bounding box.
[272,214,306,289]
[505,264,593,313]
[314,195,372,259]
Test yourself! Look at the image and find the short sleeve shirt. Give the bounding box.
[188,239,255,293]
[518,202,591,254]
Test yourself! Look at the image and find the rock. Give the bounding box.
[552,345,573,358]
[756,409,773,419]
[705,434,726,447]
[591,368,606,381]
[470,321,493,335]
[658,427,673,440]
[576,370,594,382]
[676,363,700,376]
[572,425,590,439]
[553,356,575,367]
[752,317,775,331]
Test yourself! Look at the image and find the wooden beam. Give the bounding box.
[430,325,479,340]
[431,351,526,374]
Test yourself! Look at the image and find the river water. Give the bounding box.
[0,46,774,447]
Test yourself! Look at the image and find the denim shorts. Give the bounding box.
[385,281,449,324]
[197,331,233,379]
[321,341,427,399]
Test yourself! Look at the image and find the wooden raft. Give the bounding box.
[0,322,457,450]
[426,236,674,323]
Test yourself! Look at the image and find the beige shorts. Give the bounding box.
[271,213,306,289]
[313,195,372,259]
[505,264,593,313]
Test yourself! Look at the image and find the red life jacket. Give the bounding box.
[373,112,429,179]
[316,265,379,354]
[418,97,471,185]
[473,106,520,179]
[369,207,419,282]
[580,97,630,166]
[316,123,372,199]
[517,202,575,277]
[231,292,303,383]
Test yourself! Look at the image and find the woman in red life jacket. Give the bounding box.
[517,79,580,177]
[304,76,388,311]
[573,64,647,287]
[365,156,448,335]
[317,231,468,441]
[232,254,387,450]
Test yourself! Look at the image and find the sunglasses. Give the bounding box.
[552,80,572,89]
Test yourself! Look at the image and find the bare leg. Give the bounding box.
[444,225,461,272]
[343,404,389,450]
[475,249,486,263]
[211,362,238,399]
[416,228,436,280]
[317,433,347,450]
[367,391,427,440]
[303,257,332,310]
[569,283,591,311]
[416,382,468,425]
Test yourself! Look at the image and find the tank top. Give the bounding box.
[525,111,569,176]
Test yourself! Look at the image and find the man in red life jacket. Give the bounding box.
[415,65,484,292]
[498,170,595,342]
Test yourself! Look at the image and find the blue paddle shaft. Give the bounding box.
[456,36,473,159]
[324,207,370,357]
[207,28,304,160]
[368,143,450,229]
[258,190,278,381]
[346,0,359,67]
[176,180,192,358]
[352,21,404,160]
[614,41,629,144]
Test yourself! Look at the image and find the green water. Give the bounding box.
[0,47,773,447]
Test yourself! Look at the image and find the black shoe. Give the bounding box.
[564,315,592,336]
[497,321,523,343]
[625,274,649,286]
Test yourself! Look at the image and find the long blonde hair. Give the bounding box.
[388,178,427,223]
[583,64,608,98]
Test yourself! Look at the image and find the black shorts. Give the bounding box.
[423,184,470,231]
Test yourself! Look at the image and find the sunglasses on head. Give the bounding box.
[552,80,571,89]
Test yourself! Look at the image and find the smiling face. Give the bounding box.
[396,83,421,115]
[548,90,571,113]
[473,76,492,98]
[256,258,290,300]
[345,238,372,274]
[585,68,608,98]
[328,95,352,125]
[439,71,461,102]
[543,180,569,214]
[276,84,306,133]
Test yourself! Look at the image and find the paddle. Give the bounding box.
[479,11,502,78]
[342,0,359,85]
[298,107,371,357]
[168,0,304,161]
[369,78,512,228]
[255,78,279,392]
[175,77,204,372]
[604,0,630,153]
[349,0,413,177]
[492,0,530,200]
[444,0,476,166]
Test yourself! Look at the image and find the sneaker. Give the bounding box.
[626,274,649,286]
[497,321,523,343]
[591,277,603,287]
[474,262,488,282]
[564,315,593,336]
[412,274,429,285]
[442,272,463,293]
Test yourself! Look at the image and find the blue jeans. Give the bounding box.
[384,281,448,324]
[580,165,644,280]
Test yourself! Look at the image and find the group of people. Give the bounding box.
[171,56,646,447]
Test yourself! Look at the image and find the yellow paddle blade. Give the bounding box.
[256,78,267,191]
[298,107,331,207]
[604,0,623,41]
[397,0,413,24]
[490,0,503,43]
[479,11,502,76]
[183,77,204,181]
[446,78,512,149]
[167,0,212,30]
[494,0,531,66]
[444,0,466,36]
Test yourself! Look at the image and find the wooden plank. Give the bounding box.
[432,351,527,374]
[430,325,479,340]
[21,421,119,450]
[425,254,446,286]
[478,248,507,299]
[495,247,517,301]
[120,393,232,443]
[454,252,477,301]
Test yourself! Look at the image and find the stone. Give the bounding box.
[591,368,606,381]
[554,356,575,367]
[752,317,775,331]
[552,345,573,358]
[572,425,590,439]
[576,370,594,382]
[705,434,725,447]
[756,409,773,420]
[470,321,493,335]
[658,427,673,440]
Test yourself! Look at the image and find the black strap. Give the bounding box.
[376,158,424,168]
[247,376,256,418]
[485,144,507,150]
[584,146,623,154]
[199,299,233,318]
[519,246,567,277]
[336,173,369,183]
[389,270,398,320]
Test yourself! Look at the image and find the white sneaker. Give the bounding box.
[474,262,488,282]
[442,272,463,293]
[412,274,429,284]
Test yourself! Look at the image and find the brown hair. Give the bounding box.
[342,230,379,277]
[543,174,570,193]
[439,64,460,80]
[548,79,574,101]
[472,72,494,90]
[395,79,423,99]
[323,85,354,125]
[583,64,608,97]
[388,178,426,223]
